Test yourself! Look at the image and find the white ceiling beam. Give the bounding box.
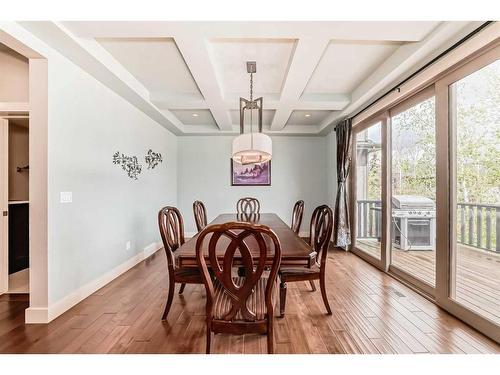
[172,29,233,131]
[270,36,330,130]
[18,21,185,135]
[180,124,321,136]
[317,21,481,134]
[63,21,440,42]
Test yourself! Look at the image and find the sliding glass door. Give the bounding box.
[389,91,436,289]
[441,49,500,326]
[353,121,383,261]
[350,42,500,341]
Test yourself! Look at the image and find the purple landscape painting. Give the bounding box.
[231,160,271,186]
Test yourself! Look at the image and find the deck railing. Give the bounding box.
[357,200,381,239]
[356,200,500,253]
[457,203,499,253]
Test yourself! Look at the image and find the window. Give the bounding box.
[354,121,382,260]
[390,94,436,287]
[449,58,500,324]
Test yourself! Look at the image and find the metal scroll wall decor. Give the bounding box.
[113,152,143,180]
[145,149,163,169]
[112,149,163,180]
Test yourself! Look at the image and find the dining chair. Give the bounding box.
[236,197,260,214]
[158,206,203,320]
[193,200,207,232]
[291,200,304,234]
[278,204,333,317]
[196,221,282,354]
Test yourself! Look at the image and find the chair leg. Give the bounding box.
[309,280,316,291]
[267,321,274,354]
[162,276,175,321]
[206,325,213,354]
[319,273,332,315]
[279,281,287,318]
[178,283,186,295]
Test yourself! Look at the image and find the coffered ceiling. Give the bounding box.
[19,21,480,136]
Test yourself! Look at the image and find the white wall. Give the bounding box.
[178,136,328,235]
[46,55,177,304]
[1,23,178,315]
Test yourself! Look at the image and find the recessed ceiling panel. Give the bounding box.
[209,38,296,97]
[229,109,276,128]
[285,110,335,126]
[304,41,402,95]
[98,37,203,100]
[170,109,217,127]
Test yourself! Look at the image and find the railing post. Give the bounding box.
[476,206,482,249]
[363,202,370,237]
[468,206,474,246]
[369,202,374,237]
[357,202,361,238]
[485,208,491,251]
[496,208,500,253]
[460,204,465,244]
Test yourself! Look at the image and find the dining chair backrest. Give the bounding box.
[236,197,260,214]
[309,205,333,268]
[193,200,207,232]
[291,200,304,234]
[158,206,185,269]
[195,222,282,322]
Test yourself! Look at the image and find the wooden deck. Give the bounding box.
[0,247,499,353]
[357,239,500,325]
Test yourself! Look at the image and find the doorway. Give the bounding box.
[3,117,30,294]
[0,30,49,323]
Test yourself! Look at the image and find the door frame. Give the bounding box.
[434,42,500,343]
[0,28,49,323]
[350,112,389,271]
[0,119,8,295]
[348,36,500,343]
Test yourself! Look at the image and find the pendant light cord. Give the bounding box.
[250,71,254,151]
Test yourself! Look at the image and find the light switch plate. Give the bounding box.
[60,192,72,203]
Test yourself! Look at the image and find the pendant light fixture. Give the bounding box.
[232,61,272,165]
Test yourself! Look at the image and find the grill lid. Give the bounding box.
[392,195,435,209]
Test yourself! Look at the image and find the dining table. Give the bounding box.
[175,213,316,268]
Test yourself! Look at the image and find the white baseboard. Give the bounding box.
[25,241,162,324]
[25,307,49,324]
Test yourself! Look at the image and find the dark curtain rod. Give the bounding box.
[334,21,494,130]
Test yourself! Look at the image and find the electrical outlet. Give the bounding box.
[126,241,131,251]
[60,192,72,203]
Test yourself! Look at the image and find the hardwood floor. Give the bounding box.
[357,239,500,325]
[0,248,499,354]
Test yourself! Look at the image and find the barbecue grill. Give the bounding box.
[391,195,436,251]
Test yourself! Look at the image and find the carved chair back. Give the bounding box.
[236,197,260,214]
[195,222,282,322]
[291,200,304,234]
[309,205,333,269]
[193,200,208,232]
[158,206,185,270]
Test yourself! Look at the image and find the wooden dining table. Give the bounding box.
[175,213,316,268]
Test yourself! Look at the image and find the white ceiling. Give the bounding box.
[98,37,203,102]
[18,21,479,135]
[303,41,402,94]
[286,110,335,127]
